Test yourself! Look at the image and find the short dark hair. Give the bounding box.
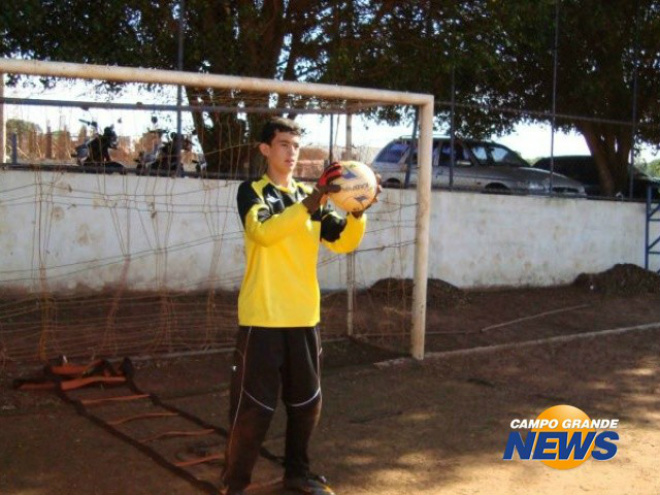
[260,117,303,144]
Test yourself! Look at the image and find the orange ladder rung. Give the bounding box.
[107,412,178,425]
[140,428,216,443]
[173,453,222,468]
[60,376,127,391]
[80,393,150,406]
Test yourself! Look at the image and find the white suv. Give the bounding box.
[372,137,586,196]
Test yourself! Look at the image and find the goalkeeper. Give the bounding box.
[222,117,378,495]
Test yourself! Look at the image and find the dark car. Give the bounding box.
[533,155,660,200]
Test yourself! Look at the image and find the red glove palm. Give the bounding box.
[318,162,343,186]
[302,163,342,214]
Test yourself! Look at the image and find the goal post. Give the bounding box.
[0,57,434,360]
[0,75,5,163]
[412,102,434,359]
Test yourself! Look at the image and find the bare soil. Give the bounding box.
[1,264,660,495]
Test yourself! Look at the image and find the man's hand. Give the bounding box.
[351,173,382,218]
[302,163,343,214]
[318,162,342,186]
[302,184,341,214]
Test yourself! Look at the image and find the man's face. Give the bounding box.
[260,130,300,176]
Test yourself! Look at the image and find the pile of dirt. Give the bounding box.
[573,263,660,295]
[362,278,469,309]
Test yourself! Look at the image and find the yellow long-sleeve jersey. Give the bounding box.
[236,175,366,328]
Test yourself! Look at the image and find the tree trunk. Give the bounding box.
[185,86,251,176]
[577,121,632,197]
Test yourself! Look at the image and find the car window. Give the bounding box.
[469,143,527,167]
[374,141,410,164]
[536,158,599,183]
[550,162,570,175]
[469,145,489,165]
[568,161,598,183]
[436,142,469,167]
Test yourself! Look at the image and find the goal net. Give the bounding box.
[0,58,434,364]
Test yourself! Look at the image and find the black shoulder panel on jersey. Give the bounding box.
[237,180,265,227]
[261,183,287,214]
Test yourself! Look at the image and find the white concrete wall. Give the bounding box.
[430,192,649,287]
[0,170,246,293]
[0,170,655,294]
[352,188,653,288]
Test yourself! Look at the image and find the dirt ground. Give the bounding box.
[1,264,660,495]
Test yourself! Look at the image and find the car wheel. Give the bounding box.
[483,184,511,195]
[384,179,403,189]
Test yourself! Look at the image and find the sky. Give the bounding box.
[297,114,595,163]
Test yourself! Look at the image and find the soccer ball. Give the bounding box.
[328,161,378,213]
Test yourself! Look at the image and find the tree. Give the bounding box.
[316,2,526,134]
[0,0,336,173]
[645,158,660,177]
[6,118,42,136]
[319,0,660,196]
[482,0,660,196]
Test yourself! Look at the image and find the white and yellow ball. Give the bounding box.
[328,161,378,213]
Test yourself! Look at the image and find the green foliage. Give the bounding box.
[645,158,660,177]
[6,118,42,135]
[319,0,660,195]
[1,1,336,172]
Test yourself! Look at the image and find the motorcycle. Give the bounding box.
[72,119,126,174]
[135,128,197,177]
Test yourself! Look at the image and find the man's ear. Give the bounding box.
[258,142,270,158]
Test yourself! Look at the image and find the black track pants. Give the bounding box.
[222,326,322,491]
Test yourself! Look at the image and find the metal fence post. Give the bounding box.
[346,114,355,337]
[11,133,17,164]
[0,73,5,163]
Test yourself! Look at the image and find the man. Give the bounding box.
[222,117,377,495]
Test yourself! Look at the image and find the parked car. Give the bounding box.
[371,137,586,196]
[533,155,660,200]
